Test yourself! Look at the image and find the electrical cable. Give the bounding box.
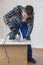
[3,34,10,65]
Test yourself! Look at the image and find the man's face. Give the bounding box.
[21,9,29,19]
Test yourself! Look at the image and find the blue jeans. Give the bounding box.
[11,23,32,59]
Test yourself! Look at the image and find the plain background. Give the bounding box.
[0,0,43,48]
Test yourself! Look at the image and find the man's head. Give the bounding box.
[21,5,34,19]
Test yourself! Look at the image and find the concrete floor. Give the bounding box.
[0,46,43,65]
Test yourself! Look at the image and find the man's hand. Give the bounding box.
[26,35,31,40]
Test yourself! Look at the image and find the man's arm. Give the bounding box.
[3,7,16,27]
[3,6,21,27]
[3,5,24,27]
[26,13,34,36]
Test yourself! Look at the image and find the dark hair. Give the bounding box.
[25,5,34,16]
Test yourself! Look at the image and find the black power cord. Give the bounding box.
[2,32,21,65]
[3,34,10,65]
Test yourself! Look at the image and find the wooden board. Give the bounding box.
[0,45,27,65]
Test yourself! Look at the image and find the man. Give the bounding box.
[3,5,36,63]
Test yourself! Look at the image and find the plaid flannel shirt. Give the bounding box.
[3,5,34,35]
